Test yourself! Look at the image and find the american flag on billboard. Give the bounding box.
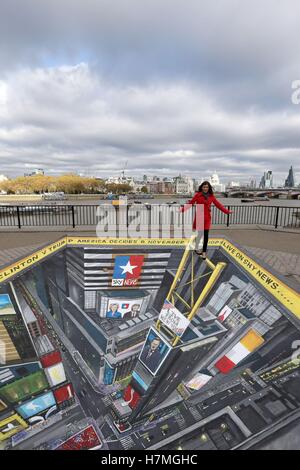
[66,247,172,290]
[112,255,144,287]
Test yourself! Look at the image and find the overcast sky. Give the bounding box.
[0,0,300,184]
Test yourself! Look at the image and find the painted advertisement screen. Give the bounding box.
[158,299,190,337]
[44,363,66,387]
[139,328,171,376]
[0,289,36,366]
[101,298,143,320]
[0,294,16,316]
[16,391,56,419]
[0,370,48,404]
[55,425,102,450]
[0,414,28,441]
[103,360,116,385]
[0,398,7,412]
[40,351,62,368]
[53,383,74,404]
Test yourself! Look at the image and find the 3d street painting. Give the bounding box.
[0,236,299,450]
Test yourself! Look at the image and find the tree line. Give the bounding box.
[0,174,148,194]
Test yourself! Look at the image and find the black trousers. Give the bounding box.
[195,229,209,252]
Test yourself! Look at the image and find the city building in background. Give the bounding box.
[198,173,225,192]
[259,170,274,189]
[173,175,195,194]
[285,166,296,188]
[227,181,240,189]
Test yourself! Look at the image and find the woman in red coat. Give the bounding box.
[180,181,232,259]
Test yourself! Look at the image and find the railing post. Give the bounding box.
[16,206,21,229]
[274,206,280,229]
[71,205,75,228]
[226,206,230,227]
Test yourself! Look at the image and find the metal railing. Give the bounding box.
[0,204,299,229]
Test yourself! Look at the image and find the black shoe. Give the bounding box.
[194,250,202,255]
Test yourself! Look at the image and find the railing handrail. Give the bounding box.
[0,203,299,209]
[0,203,299,230]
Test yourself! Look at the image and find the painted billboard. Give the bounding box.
[123,384,141,409]
[40,351,62,368]
[215,329,265,374]
[0,414,28,441]
[0,290,36,366]
[0,362,41,386]
[44,363,66,387]
[0,294,16,316]
[0,398,7,412]
[0,370,48,404]
[158,299,190,337]
[53,383,74,404]
[55,425,102,450]
[103,361,116,385]
[16,391,56,419]
[101,298,143,320]
[185,372,213,391]
[132,370,149,391]
[139,328,171,376]
[217,305,233,323]
[27,405,59,425]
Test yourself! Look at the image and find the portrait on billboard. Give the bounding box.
[139,328,171,376]
[105,303,123,319]
[102,298,143,320]
[122,303,141,320]
[0,294,16,316]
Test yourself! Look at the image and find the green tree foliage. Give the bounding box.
[0,174,106,194]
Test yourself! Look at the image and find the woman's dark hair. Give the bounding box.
[198,181,214,194]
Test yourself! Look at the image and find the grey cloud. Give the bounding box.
[0,1,300,184]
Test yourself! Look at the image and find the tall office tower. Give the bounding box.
[259,171,273,189]
[284,166,295,188]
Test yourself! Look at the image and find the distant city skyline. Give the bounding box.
[1,166,298,189]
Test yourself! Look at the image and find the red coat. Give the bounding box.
[180,192,230,230]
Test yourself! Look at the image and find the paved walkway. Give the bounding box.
[0,228,299,287]
[245,246,300,285]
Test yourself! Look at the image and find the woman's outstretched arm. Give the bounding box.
[179,193,198,212]
[212,196,232,214]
